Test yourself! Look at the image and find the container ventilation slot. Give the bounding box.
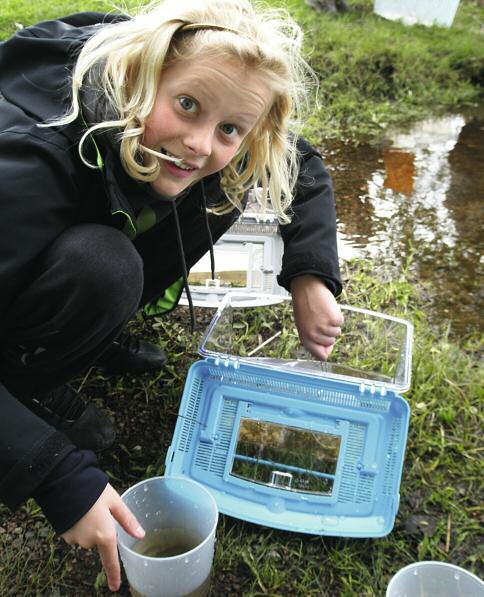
[360,398,390,412]
[193,399,237,477]
[207,368,387,412]
[178,376,204,453]
[382,415,403,495]
[263,275,273,293]
[338,423,366,503]
[194,442,212,470]
[356,473,374,503]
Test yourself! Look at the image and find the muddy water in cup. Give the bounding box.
[130,576,211,597]
[132,527,202,558]
[129,527,211,597]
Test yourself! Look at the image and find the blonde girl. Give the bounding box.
[0,0,342,590]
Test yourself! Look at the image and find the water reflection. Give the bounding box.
[231,419,340,495]
[383,148,415,196]
[329,109,484,335]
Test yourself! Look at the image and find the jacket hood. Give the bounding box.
[0,12,228,330]
[0,13,169,217]
[0,13,125,122]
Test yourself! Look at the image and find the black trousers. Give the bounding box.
[0,224,146,398]
[0,197,237,399]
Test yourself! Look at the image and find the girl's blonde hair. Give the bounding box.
[52,0,315,223]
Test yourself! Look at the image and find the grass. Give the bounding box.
[1,0,483,595]
[1,259,482,596]
[290,0,484,142]
[1,0,483,141]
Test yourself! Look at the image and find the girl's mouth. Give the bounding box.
[160,148,196,171]
[159,148,197,179]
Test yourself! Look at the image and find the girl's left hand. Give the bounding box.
[61,484,145,592]
[290,275,344,360]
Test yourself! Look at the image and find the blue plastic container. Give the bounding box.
[166,294,413,537]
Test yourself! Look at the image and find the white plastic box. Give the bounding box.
[180,191,287,308]
[373,0,461,28]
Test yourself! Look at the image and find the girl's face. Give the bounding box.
[143,55,273,197]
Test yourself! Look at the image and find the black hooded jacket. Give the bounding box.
[0,13,342,532]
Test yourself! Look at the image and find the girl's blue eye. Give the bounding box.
[179,97,197,112]
[220,123,238,137]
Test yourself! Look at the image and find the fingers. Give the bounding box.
[104,494,144,592]
[305,339,335,361]
[98,533,121,592]
[329,311,345,328]
[302,322,342,360]
[60,485,144,593]
[318,344,335,360]
[291,276,345,359]
[307,325,342,348]
[110,495,145,540]
[320,325,342,341]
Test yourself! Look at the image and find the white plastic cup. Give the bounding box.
[386,561,484,597]
[117,476,218,597]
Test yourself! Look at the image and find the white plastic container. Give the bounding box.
[386,561,484,597]
[373,0,460,28]
[117,476,218,597]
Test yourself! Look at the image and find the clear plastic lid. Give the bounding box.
[199,292,413,393]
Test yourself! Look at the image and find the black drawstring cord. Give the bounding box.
[200,179,215,280]
[170,200,195,332]
[169,181,216,333]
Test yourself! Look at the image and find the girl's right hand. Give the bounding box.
[61,483,145,592]
[290,275,344,360]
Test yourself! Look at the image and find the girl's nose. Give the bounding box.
[183,126,213,157]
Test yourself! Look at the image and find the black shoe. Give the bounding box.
[96,332,167,374]
[28,385,115,451]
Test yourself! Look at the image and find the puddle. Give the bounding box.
[326,108,484,336]
[187,109,482,335]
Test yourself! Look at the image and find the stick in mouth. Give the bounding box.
[140,145,186,168]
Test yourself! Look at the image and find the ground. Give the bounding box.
[1,262,482,596]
